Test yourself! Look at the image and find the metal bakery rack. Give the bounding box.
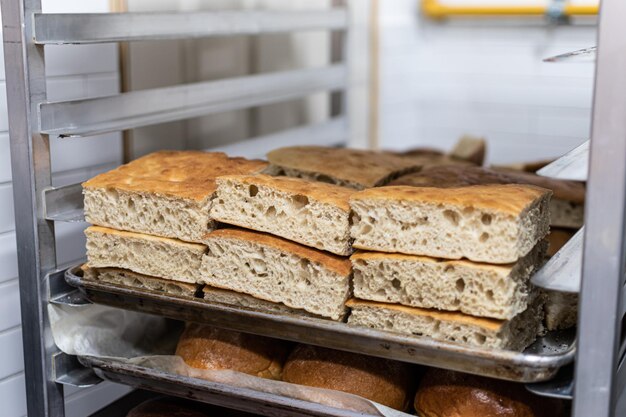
[1,0,625,416]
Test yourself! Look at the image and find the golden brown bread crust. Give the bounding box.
[282,345,414,411]
[126,398,212,417]
[351,184,551,217]
[350,250,515,274]
[266,146,422,188]
[547,228,577,258]
[391,165,584,203]
[346,299,505,331]
[216,174,356,211]
[86,226,207,252]
[414,368,567,417]
[83,151,268,202]
[205,228,352,276]
[175,323,289,380]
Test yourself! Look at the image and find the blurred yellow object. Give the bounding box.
[422,0,598,18]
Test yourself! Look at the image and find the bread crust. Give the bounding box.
[346,299,504,331]
[391,165,584,203]
[414,368,567,417]
[351,250,514,274]
[175,323,289,380]
[216,174,355,211]
[351,184,551,216]
[83,151,267,202]
[86,225,206,252]
[282,345,414,411]
[267,146,422,188]
[205,228,352,276]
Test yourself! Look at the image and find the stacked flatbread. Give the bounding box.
[82,150,268,297]
[347,182,552,351]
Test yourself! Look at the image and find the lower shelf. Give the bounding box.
[63,265,575,385]
[81,356,375,417]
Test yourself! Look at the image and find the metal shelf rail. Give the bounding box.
[3,1,626,417]
[1,1,361,416]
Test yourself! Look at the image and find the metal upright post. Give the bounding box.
[1,0,64,416]
[573,0,626,416]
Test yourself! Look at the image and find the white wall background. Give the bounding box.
[377,0,596,165]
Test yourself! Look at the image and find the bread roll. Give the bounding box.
[85,226,205,283]
[176,323,289,380]
[83,151,267,243]
[201,228,351,320]
[414,368,567,417]
[351,241,546,320]
[265,146,421,189]
[347,295,544,351]
[282,345,414,411]
[350,184,551,264]
[211,174,355,255]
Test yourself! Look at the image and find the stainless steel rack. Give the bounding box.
[2,1,626,417]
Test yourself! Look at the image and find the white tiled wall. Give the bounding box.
[377,0,596,164]
[0,1,132,415]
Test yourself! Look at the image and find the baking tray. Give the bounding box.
[79,356,376,417]
[65,265,575,383]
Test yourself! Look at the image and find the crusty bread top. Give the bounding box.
[346,299,504,331]
[414,368,568,417]
[216,174,356,211]
[82,151,268,202]
[350,251,514,273]
[351,184,551,216]
[205,228,352,276]
[266,146,421,188]
[85,225,207,252]
[391,165,583,203]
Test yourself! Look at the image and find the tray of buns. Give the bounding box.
[71,145,583,388]
[65,265,575,384]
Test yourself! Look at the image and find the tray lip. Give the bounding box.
[80,355,381,417]
[65,264,576,375]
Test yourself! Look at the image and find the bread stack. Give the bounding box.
[82,151,268,293]
[347,184,551,351]
[203,174,355,320]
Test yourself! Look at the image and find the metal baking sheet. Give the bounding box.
[65,266,575,383]
[79,356,376,417]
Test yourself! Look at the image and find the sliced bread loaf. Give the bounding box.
[85,226,206,283]
[210,174,355,255]
[351,240,546,320]
[350,184,551,263]
[347,296,544,351]
[201,228,352,320]
[83,151,267,243]
[265,146,421,189]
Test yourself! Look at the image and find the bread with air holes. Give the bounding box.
[82,266,198,297]
[85,226,206,283]
[200,228,351,320]
[82,151,267,243]
[210,174,355,255]
[350,184,551,264]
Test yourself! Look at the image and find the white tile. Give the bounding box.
[0,373,26,417]
[0,133,11,183]
[0,280,21,330]
[0,184,15,234]
[0,233,18,283]
[45,44,118,78]
[42,0,111,13]
[0,327,23,380]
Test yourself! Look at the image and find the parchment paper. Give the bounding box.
[49,303,414,417]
